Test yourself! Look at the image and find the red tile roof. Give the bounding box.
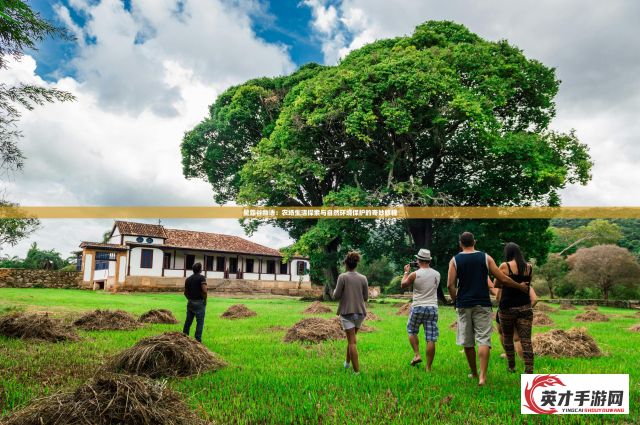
[102,221,303,258]
[163,228,283,257]
[114,221,167,238]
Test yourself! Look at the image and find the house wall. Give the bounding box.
[122,235,165,244]
[129,247,164,277]
[108,228,120,244]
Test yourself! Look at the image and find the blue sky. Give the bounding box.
[2,0,639,258]
[30,0,327,81]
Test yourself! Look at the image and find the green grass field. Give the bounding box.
[0,288,638,424]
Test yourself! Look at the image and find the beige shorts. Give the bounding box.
[456,306,493,347]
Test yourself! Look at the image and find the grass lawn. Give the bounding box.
[0,288,638,424]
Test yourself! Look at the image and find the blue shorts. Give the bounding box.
[407,305,439,341]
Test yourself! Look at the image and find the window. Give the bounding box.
[297,261,307,275]
[279,261,287,275]
[245,259,254,273]
[136,236,144,243]
[146,237,153,243]
[140,249,153,269]
[228,258,238,273]
[95,251,113,270]
[185,254,195,270]
[205,255,214,271]
[216,257,225,272]
[266,260,276,274]
[163,253,171,269]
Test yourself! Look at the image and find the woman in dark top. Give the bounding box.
[495,243,535,374]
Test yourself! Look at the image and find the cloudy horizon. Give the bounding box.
[2,0,639,258]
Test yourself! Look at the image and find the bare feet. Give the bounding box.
[410,356,422,366]
[478,374,487,386]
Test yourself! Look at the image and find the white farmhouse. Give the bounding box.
[78,221,311,293]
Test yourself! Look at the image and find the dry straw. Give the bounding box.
[575,310,609,322]
[533,328,602,358]
[303,301,332,314]
[396,303,411,316]
[0,313,79,342]
[532,311,554,326]
[366,311,380,321]
[283,318,345,343]
[1,373,207,425]
[106,332,226,378]
[74,309,141,331]
[534,303,555,312]
[220,304,257,319]
[139,309,179,324]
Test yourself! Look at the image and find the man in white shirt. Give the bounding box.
[401,248,441,371]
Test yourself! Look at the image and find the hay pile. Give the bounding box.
[396,303,411,316]
[0,313,79,342]
[283,318,345,343]
[533,328,602,358]
[366,311,380,321]
[139,309,179,324]
[220,304,257,319]
[584,304,599,311]
[106,332,226,378]
[303,301,332,314]
[575,310,609,322]
[534,303,555,312]
[533,311,554,326]
[629,324,640,332]
[1,373,207,425]
[74,309,140,331]
[559,302,577,310]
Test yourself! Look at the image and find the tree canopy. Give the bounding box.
[0,242,70,270]
[567,244,640,301]
[182,21,592,288]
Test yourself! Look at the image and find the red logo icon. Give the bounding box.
[523,374,566,414]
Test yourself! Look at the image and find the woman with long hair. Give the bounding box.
[333,251,369,374]
[495,242,535,374]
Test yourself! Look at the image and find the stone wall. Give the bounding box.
[119,275,323,298]
[0,268,82,289]
[546,298,639,309]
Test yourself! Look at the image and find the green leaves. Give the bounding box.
[182,20,593,286]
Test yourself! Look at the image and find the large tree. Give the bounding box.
[182,21,592,289]
[1,0,75,249]
[567,245,640,302]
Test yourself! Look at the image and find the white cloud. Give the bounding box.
[0,0,296,257]
[304,0,640,207]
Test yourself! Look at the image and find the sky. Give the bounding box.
[1,0,639,258]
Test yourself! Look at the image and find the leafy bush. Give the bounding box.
[383,275,404,295]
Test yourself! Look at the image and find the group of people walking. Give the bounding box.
[333,231,536,385]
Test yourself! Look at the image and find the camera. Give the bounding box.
[409,261,418,268]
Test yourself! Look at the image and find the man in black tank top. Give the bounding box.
[447,232,528,386]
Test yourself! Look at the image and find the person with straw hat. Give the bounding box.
[401,248,441,371]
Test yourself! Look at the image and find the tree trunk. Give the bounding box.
[548,282,554,299]
[407,219,433,249]
[322,237,341,300]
